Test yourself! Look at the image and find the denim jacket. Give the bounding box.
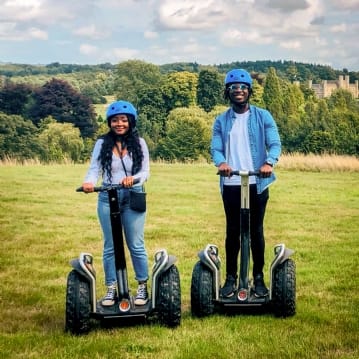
[211,105,281,194]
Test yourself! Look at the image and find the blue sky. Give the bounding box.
[1,0,358,70]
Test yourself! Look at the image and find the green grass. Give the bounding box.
[0,163,358,358]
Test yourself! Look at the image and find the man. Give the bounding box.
[211,69,281,298]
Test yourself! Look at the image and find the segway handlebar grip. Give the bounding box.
[217,170,261,177]
[76,178,141,192]
[231,170,261,177]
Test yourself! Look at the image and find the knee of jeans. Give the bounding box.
[103,246,114,257]
[129,242,146,255]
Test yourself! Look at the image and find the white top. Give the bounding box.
[84,137,150,186]
[224,110,255,185]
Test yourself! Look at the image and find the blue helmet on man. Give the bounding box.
[224,69,253,87]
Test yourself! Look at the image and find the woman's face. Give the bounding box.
[110,114,130,136]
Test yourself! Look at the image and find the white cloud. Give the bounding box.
[330,23,347,33]
[112,48,140,61]
[0,21,47,40]
[79,44,98,56]
[28,27,48,40]
[280,40,302,50]
[220,29,273,46]
[144,31,158,39]
[73,25,110,40]
[330,0,359,10]
[156,0,226,30]
[0,0,357,69]
[315,36,327,46]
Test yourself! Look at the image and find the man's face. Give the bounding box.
[228,83,250,105]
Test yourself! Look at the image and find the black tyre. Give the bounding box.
[65,270,92,334]
[191,261,215,317]
[272,258,296,317]
[157,265,181,327]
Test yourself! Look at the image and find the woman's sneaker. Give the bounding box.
[101,284,117,306]
[134,283,148,305]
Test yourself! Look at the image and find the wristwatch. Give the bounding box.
[265,161,273,167]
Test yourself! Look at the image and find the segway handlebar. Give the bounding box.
[76,178,140,192]
[217,170,261,177]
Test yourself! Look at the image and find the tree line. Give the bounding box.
[0,60,358,163]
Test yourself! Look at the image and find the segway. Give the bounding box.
[65,183,181,335]
[191,170,296,318]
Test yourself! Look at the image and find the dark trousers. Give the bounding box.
[222,185,269,278]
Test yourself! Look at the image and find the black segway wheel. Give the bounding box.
[156,265,181,327]
[272,258,296,317]
[65,270,91,334]
[191,261,215,317]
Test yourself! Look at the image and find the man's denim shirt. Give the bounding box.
[211,105,281,194]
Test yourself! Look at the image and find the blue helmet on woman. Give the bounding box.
[224,69,253,87]
[106,100,137,127]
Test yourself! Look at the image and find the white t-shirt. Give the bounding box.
[224,110,255,185]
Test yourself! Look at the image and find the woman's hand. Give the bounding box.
[82,182,94,193]
[121,176,134,188]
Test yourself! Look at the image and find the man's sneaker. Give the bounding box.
[134,283,149,305]
[254,274,268,297]
[220,275,237,298]
[101,284,117,306]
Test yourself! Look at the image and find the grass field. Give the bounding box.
[0,160,358,358]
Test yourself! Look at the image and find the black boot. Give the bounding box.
[220,274,237,298]
[254,274,268,297]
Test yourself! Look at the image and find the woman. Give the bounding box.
[82,100,150,306]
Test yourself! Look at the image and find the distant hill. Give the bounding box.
[1,60,358,84]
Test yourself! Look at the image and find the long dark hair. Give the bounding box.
[98,115,143,183]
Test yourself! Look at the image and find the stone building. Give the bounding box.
[308,75,358,99]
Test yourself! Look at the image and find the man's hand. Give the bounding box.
[259,163,273,178]
[218,162,232,177]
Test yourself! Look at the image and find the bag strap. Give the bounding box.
[116,142,145,190]
[115,142,131,176]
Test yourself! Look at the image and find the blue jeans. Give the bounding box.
[97,187,148,285]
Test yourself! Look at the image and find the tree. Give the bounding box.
[197,69,223,112]
[114,60,163,106]
[327,89,357,112]
[251,79,265,107]
[163,71,198,111]
[285,64,300,82]
[155,107,211,161]
[332,112,359,155]
[28,78,98,138]
[327,90,359,155]
[37,117,84,162]
[0,81,34,117]
[263,68,284,124]
[137,87,168,153]
[0,112,41,160]
[314,99,331,131]
[303,130,336,154]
